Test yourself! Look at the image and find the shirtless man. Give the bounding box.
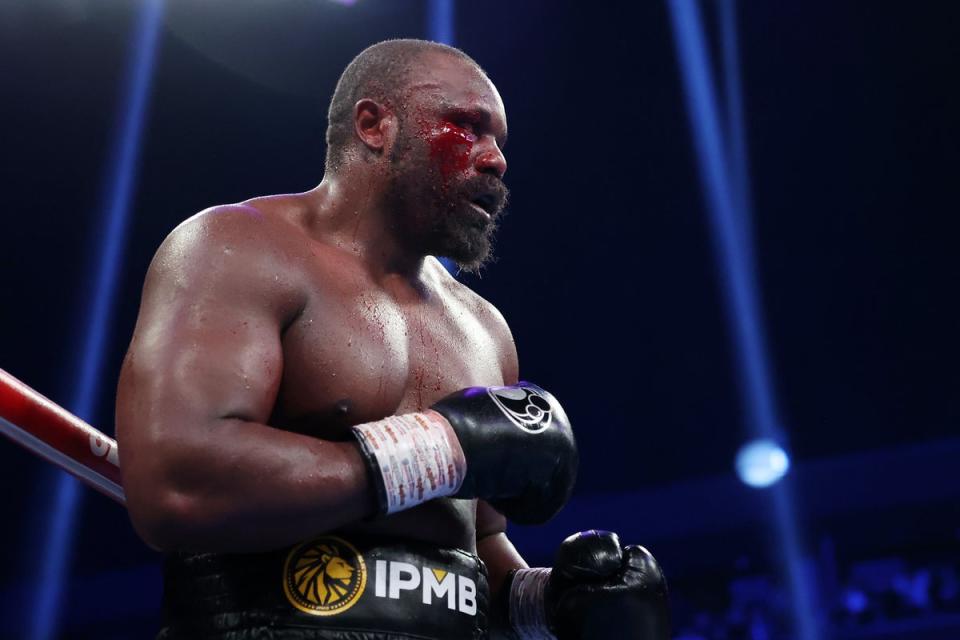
[116,40,669,639]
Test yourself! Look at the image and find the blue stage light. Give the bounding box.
[28,2,165,638]
[426,0,458,276]
[736,438,790,488]
[667,1,820,638]
[719,0,754,254]
[428,0,454,47]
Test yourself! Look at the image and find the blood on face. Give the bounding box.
[420,120,477,186]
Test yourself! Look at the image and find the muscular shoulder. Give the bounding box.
[160,200,302,255]
[429,260,520,385]
[146,203,309,321]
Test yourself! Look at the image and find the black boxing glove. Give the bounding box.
[351,382,578,524]
[504,530,670,640]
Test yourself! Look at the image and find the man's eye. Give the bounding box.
[457,121,475,133]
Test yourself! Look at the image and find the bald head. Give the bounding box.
[324,39,485,173]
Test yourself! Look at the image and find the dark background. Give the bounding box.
[1,1,958,638]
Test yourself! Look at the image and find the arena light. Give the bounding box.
[426,0,458,275]
[736,438,790,488]
[428,0,454,46]
[29,1,164,638]
[667,1,820,639]
[667,0,777,439]
[719,0,753,252]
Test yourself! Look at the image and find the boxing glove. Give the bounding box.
[352,382,578,524]
[506,530,670,640]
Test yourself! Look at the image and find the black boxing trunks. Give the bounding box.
[158,534,490,639]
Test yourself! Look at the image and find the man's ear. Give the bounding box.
[354,99,396,156]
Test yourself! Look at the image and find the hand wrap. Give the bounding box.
[352,383,578,524]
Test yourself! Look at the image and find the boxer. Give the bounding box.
[115,39,668,639]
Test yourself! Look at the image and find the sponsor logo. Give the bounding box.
[283,536,367,616]
[487,385,553,434]
[89,434,119,467]
[373,560,477,616]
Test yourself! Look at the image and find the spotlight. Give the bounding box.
[735,438,790,488]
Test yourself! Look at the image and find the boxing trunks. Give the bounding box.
[158,534,490,639]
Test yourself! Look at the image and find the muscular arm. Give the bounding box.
[477,501,526,595]
[116,206,376,553]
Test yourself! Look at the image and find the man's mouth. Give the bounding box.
[469,193,498,217]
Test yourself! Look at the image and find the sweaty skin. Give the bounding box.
[116,51,525,601]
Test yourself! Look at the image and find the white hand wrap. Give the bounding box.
[509,567,556,639]
[352,410,466,514]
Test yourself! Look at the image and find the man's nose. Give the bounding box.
[474,139,507,179]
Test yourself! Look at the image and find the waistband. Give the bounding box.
[160,534,489,640]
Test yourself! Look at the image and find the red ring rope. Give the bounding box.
[0,368,125,504]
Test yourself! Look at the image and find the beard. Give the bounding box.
[385,128,509,273]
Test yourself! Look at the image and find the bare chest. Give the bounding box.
[272,282,505,439]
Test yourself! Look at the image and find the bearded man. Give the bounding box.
[116,39,669,640]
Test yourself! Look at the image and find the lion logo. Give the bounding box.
[283,536,367,615]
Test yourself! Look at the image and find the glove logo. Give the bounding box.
[283,536,367,616]
[487,385,553,434]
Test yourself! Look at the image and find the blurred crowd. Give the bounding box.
[672,547,960,640]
